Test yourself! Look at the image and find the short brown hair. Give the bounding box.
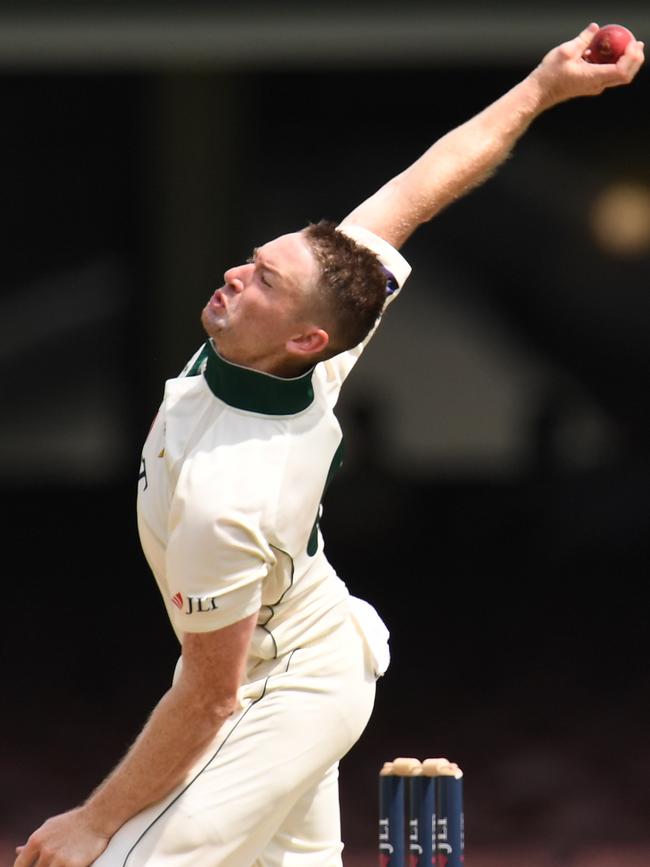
[303,220,391,356]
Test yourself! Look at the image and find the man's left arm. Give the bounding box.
[340,24,644,249]
[14,613,258,867]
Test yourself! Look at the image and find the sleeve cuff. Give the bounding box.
[171,579,263,634]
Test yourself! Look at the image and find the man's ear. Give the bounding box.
[286,327,329,357]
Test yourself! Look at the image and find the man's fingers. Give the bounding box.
[572,21,600,56]
[13,841,39,867]
[577,21,600,47]
[616,40,645,81]
[556,23,599,62]
[13,843,30,866]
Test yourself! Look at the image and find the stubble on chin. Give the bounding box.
[201,305,224,338]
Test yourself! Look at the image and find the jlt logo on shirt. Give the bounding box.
[171,591,219,614]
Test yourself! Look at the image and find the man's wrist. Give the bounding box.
[518,70,561,118]
[78,796,122,840]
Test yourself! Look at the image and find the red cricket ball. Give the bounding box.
[585,24,635,64]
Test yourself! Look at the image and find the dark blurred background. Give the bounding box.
[2,2,649,865]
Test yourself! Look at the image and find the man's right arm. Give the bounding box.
[340,24,644,249]
[15,612,258,867]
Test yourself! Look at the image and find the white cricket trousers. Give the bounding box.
[93,612,377,866]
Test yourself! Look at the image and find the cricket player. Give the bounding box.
[16,24,643,867]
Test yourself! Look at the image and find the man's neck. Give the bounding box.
[211,339,312,380]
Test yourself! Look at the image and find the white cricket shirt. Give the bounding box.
[136,226,410,663]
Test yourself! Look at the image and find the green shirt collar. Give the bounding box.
[198,340,315,415]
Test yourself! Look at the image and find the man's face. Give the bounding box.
[201,231,323,375]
